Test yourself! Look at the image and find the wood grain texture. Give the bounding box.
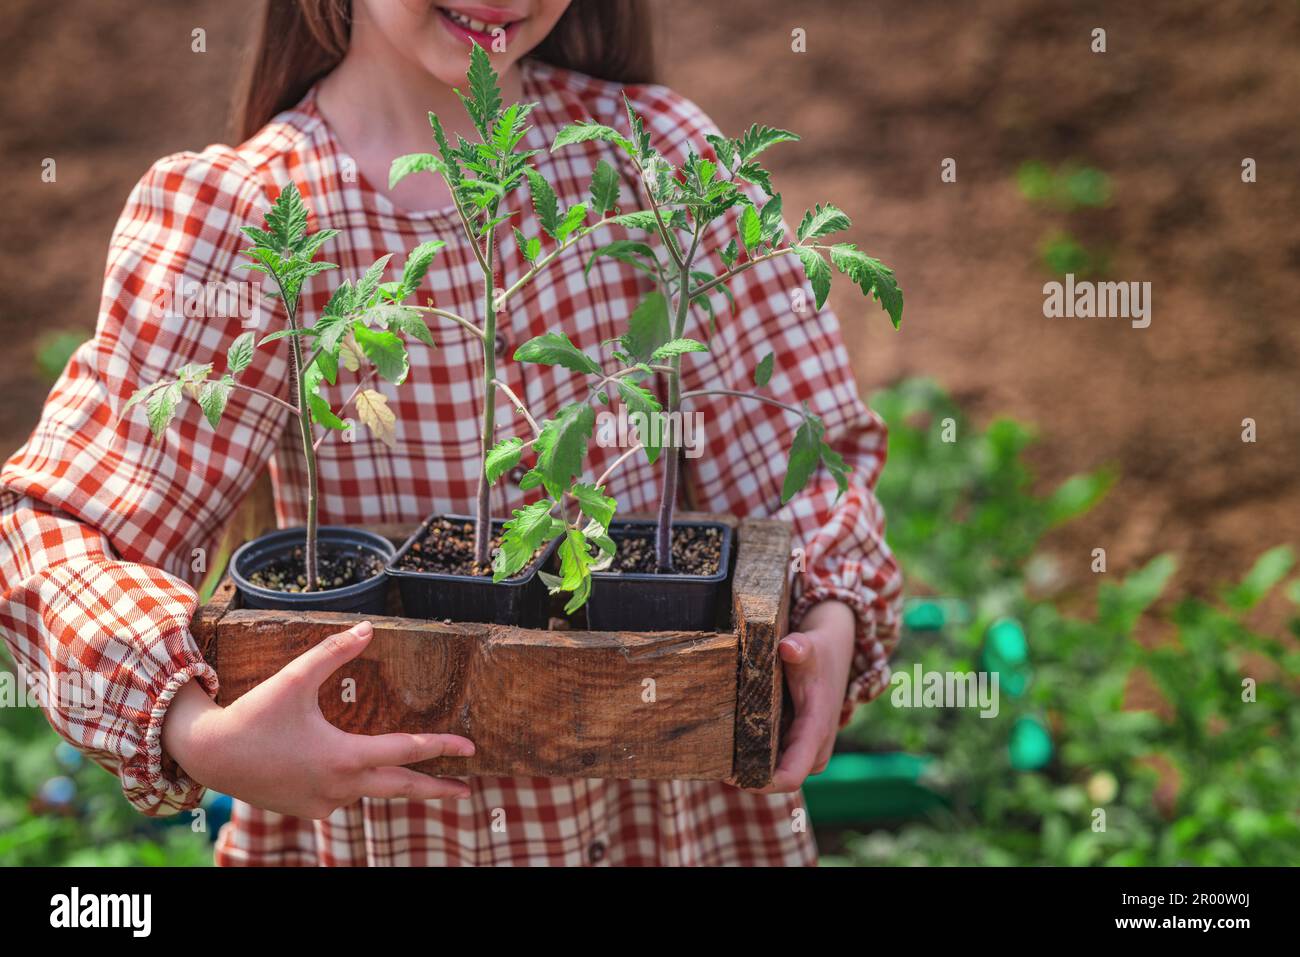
[728,518,792,788]
[211,610,738,780]
[190,513,790,783]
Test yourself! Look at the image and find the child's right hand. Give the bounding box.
[161,620,475,819]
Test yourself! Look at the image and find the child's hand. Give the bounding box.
[754,600,856,794]
[162,621,475,819]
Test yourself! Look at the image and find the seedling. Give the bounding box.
[125,183,440,591]
[546,103,904,571]
[388,43,651,611]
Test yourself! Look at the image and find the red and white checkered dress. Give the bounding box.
[0,60,901,866]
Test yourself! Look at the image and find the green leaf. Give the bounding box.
[759,194,784,243]
[571,483,616,530]
[355,254,394,308]
[556,203,588,242]
[524,167,561,239]
[621,291,671,363]
[705,133,736,169]
[513,227,540,264]
[781,412,824,504]
[227,331,256,375]
[739,204,762,252]
[315,348,338,386]
[493,498,561,582]
[720,239,739,269]
[551,122,634,154]
[820,439,851,499]
[589,159,620,214]
[514,332,601,375]
[485,436,525,485]
[307,391,345,430]
[735,162,774,197]
[754,352,774,387]
[389,153,443,189]
[616,378,663,465]
[398,240,446,298]
[651,338,708,360]
[312,312,353,355]
[557,529,595,614]
[534,403,595,499]
[459,41,502,138]
[736,124,800,164]
[1225,545,1296,611]
[584,240,660,279]
[352,323,409,384]
[122,381,166,416]
[264,181,309,253]
[793,246,832,310]
[798,203,851,242]
[368,304,435,348]
[830,244,903,328]
[611,211,658,231]
[196,377,232,428]
[145,381,183,439]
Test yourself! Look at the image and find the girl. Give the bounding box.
[0,0,901,866]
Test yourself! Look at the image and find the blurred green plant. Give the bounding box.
[1016,160,1111,277]
[1016,160,1111,210]
[828,379,1300,866]
[34,330,90,383]
[0,653,215,865]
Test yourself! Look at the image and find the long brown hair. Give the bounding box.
[233,0,656,141]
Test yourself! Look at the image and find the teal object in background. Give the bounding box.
[981,617,1031,697]
[803,752,947,824]
[1008,715,1053,770]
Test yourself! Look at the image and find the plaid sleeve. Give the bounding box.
[0,148,288,814]
[626,86,904,723]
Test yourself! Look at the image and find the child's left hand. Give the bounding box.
[753,599,857,794]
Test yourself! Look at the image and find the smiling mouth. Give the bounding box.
[436,6,523,44]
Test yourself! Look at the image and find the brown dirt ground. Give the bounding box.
[2,0,1297,613]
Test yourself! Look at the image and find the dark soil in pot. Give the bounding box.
[230,527,395,614]
[602,523,724,576]
[247,547,384,593]
[585,519,734,633]
[386,514,557,626]
[393,516,509,577]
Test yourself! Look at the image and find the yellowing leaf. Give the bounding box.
[339,331,364,372]
[355,388,397,448]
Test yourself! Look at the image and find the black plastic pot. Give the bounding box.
[585,518,734,633]
[385,514,557,626]
[229,526,396,614]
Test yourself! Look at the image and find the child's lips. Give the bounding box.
[436,5,524,45]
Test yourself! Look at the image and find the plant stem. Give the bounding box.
[473,232,498,568]
[688,245,808,300]
[228,382,300,417]
[654,228,702,571]
[492,378,541,438]
[680,388,804,418]
[409,304,485,341]
[281,289,320,591]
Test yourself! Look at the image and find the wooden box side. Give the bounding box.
[209,610,736,780]
[728,518,792,788]
[190,513,790,784]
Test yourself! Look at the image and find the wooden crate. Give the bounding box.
[190,515,790,787]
